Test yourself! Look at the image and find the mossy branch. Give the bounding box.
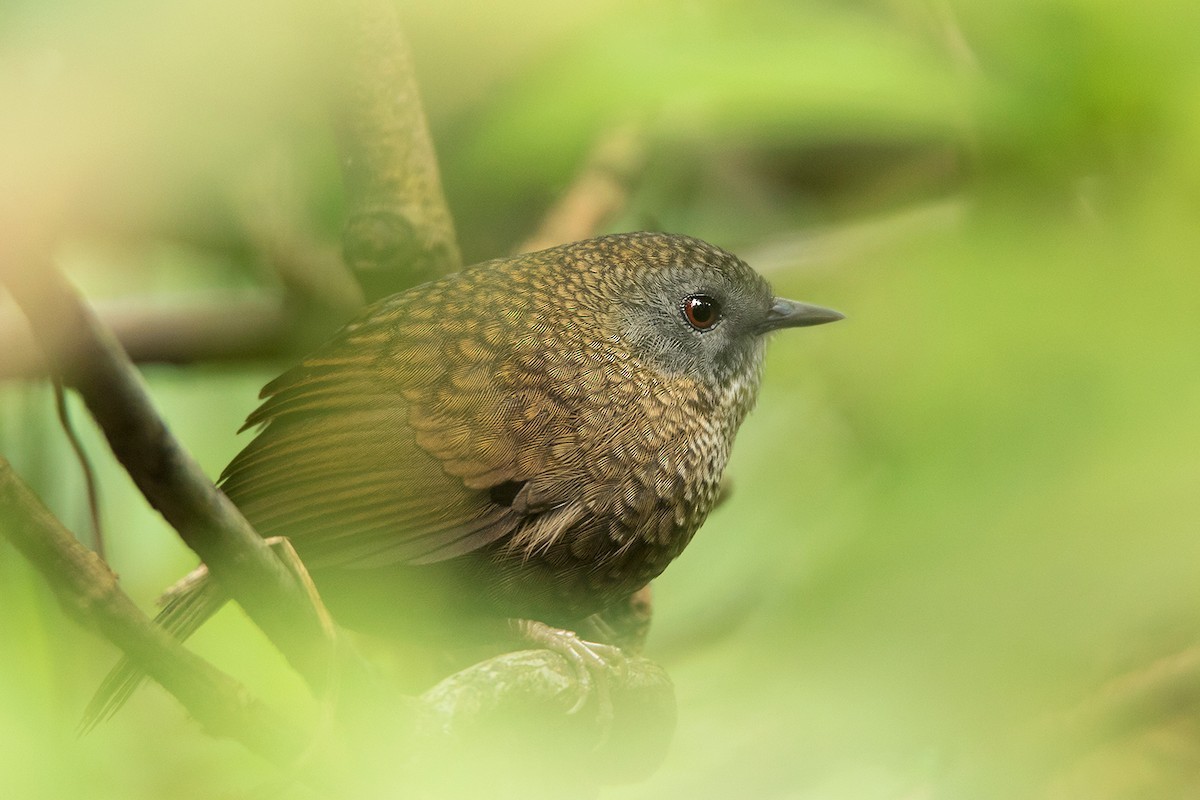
[0,454,307,766]
[332,0,462,300]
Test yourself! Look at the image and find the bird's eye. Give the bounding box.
[681,295,721,331]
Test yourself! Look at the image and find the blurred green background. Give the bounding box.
[2,0,1199,797]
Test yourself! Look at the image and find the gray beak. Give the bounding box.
[757,297,845,334]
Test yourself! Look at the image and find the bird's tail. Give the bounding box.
[80,565,226,732]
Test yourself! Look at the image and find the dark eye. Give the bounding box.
[681,294,721,331]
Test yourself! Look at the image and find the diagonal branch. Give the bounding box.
[518,123,647,254]
[0,257,367,706]
[0,454,307,766]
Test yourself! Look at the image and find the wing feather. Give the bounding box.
[219,256,681,577]
[218,273,588,571]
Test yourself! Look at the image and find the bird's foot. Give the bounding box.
[509,618,627,723]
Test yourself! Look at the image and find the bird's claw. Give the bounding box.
[510,618,627,724]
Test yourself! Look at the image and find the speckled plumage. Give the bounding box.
[220,233,773,622]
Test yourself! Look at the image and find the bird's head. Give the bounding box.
[577,233,842,398]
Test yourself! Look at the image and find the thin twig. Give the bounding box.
[0,293,291,380]
[52,379,104,558]
[518,123,647,254]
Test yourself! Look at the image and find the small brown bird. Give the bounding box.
[86,231,841,721]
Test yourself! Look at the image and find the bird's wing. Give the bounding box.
[219,269,598,570]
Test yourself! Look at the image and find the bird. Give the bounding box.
[84,231,842,723]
